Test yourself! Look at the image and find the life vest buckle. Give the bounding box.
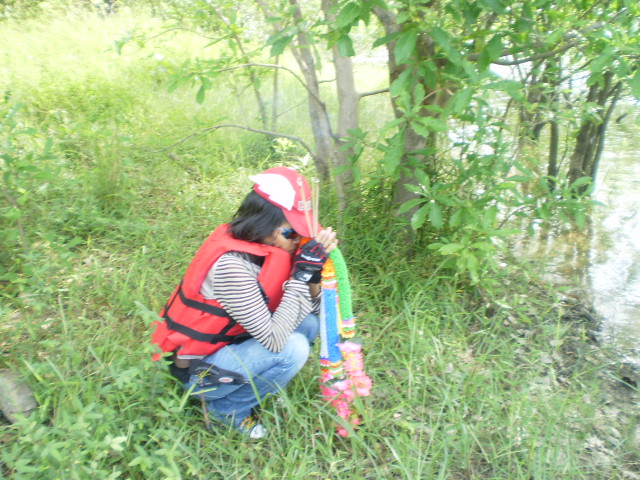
[189,359,249,386]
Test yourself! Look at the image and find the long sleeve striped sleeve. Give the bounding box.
[200,252,319,353]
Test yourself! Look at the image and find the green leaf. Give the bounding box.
[483,205,498,228]
[404,183,423,194]
[478,0,508,13]
[505,175,530,182]
[414,168,429,187]
[419,61,438,90]
[373,31,400,49]
[484,80,525,102]
[429,201,443,229]
[390,68,414,97]
[200,76,212,90]
[347,127,365,139]
[336,2,362,28]
[463,253,480,283]
[545,28,565,46]
[397,197,426,214]
[471,241,494,251]
[438,243,464,255]
[450,208,463,227]
[410,121,431,138]
[431,27,463,65]
[569,176,592,190]
[337,34,355,57]
[4,207,22,221]
[394,28,418,64]
[269,34,294,56]
[614,57,631,78]
[447,88,473,115]
[382,132,404,174]
[590,46,614,74]
[431,27,451,52]
[574,210,586,229]
[195,85,206,104]
[478,34,504,70]
[414,115,449,133]
[410,205,429,230]
[630,69,640,99]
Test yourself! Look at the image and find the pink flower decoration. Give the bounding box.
[332,379,351,391]
[322,340,372,436]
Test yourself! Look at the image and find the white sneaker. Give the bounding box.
[238,414,267,439]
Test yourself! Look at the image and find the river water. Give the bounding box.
[517,119,640,361]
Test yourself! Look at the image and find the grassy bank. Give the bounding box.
[1,4,638,479]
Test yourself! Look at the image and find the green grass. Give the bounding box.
[1,4,638,479]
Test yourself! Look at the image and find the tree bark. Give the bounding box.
[373,5,442,219]
[322,0,358,208]
[568,72,615,191]
[288,0,334,181]
[254,0,334,180]
[546,120,559,190]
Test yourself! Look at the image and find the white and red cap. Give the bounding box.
[249,166,321,238]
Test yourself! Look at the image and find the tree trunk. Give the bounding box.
[322,0,358,209]
[547,120,559,184]
[373,5,442,221]
[288,0,334,181]
[568,72,616,192]
[549,122,559,177]
[254,0,334,180]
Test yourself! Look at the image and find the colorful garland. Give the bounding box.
[319,247,372,437]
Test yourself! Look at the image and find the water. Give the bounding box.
[518,120,640,359]
[589,126,640,351]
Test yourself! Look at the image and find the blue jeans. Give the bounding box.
[184,313,319,429]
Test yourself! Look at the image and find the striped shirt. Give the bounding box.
[200,251,320,353]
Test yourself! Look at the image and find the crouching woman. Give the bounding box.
[150,167,337,438]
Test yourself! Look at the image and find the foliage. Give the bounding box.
[318,0,639,282]
[0,7,638,479]
[0,103,76,299]
[118,0,640,284]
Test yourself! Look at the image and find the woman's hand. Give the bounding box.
[314,227,338,253]
[305,228,338,297]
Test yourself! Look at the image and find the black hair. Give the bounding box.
[230,190,286,243]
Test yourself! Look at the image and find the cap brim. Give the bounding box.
[284,210,322,238]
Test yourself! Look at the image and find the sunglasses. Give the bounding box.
[279,227,299,240]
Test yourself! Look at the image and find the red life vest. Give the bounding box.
[151,224,292,360]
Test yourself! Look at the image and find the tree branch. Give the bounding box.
[211,63,326,114]
[490,42,580,66]
[469,20,612,66]
[359,88,390,98]
[153,124,316,160]
[118,27,224,56]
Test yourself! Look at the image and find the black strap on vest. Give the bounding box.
[177,284,230,318]
[162,282,251,345]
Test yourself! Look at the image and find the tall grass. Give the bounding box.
[1,4,637,479]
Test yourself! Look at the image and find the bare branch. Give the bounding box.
[153,124,316,160]
[359,88,390,98]
[118,27,224,56]
[490,42,579,66]
[211,63,326,111]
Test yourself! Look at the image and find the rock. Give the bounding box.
[0,369,37,423]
